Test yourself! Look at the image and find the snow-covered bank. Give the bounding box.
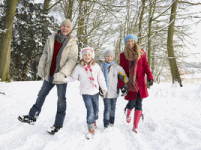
[0,81,201,150]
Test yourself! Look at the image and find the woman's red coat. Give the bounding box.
[119,50,154,100]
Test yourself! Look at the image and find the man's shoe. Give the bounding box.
[47,125,62,135]
[18,115,36,125]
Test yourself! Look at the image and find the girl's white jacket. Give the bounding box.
[64,63,107,95]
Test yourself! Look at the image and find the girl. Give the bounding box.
[119,34,154,133]
[101,50,128,128]
[63,47,107,136]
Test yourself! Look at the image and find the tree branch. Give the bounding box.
[178,1,201,5]
[47,0,62,12]
[153,0,177,21]
[0,92,5,95]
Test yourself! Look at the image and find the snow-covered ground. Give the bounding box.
[0,80,201,150]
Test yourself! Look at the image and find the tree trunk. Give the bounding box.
[77,0,87,49]
[67,0,74,20]
[42,0,51,45]
[147,10,152,67]
[167,0,183,87]
[61,0,74,22]
[116,25,123,64]
[138,0,146,45]
[147,0,156,67]
[43,0,51,13]
[147,0,156,88]
[0,0,19,82]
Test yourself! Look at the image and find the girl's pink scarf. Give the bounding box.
[85,64,97,88]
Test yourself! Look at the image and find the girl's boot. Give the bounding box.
[133,109,142,133]
[126,109,132,123]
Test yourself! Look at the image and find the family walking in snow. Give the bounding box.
[18,19,153,137]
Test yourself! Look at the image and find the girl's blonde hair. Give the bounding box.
[124,39,144,60]
[79,59,96,66]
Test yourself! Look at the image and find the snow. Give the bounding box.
[0,80,201,150]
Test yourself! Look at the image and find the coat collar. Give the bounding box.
[48,32,77,49]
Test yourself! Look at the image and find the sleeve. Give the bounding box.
[101,64,103,71]
[142,51,154,81]
[118,53,127,88]
[37,39,49,73]
[97,64,108,92]
[64,65,80,82]
[60,39,78,76]
[117,66,128,86]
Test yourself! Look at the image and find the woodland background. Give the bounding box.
[0,0,201,86]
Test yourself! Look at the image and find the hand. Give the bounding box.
[99,88,104,98]
[63,77,68,83]
[121,86,129,96]
[148,79,153,86]
[53,72,65,82]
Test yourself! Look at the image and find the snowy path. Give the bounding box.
[0,81,201,150]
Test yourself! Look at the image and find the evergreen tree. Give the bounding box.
[11,0,59,81]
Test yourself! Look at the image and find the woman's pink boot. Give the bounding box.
[133,110,142,133]
[126,109,132,123]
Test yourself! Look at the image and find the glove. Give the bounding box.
[148,79,153,86]
[99,88,104,98]
[38,67,45,78]
[120,86,129,96]
[53,72,65,82]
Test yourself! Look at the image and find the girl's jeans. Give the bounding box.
[103,98,117,128]
[82,93,99,129]
[29,76,67,127]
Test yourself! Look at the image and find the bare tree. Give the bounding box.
[147,0,156,67]
[60,0,74,20]
[167,0,183,86]
[138,0,146,45]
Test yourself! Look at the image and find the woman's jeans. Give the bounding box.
[29,76,67,127]
[103,98,117,128]
[82,93,99,129]
[126,92,142,110]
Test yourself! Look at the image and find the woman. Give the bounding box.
[18,19,78,135]
[119,34,154,133]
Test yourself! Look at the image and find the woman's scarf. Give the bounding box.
[54,30,71,74]
[102,60,116,87]
[126,48,139,92]
[56,30,68,44]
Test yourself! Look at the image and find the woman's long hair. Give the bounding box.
[124,39,144,60]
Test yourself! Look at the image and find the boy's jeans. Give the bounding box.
[29,76,67,127]
[82,93,99,129]
[103,98,117,128]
